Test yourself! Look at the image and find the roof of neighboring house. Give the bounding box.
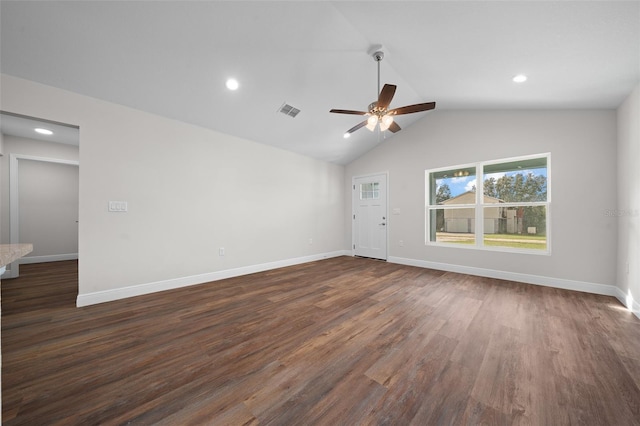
[440,191,503,205]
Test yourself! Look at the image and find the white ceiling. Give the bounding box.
[1,1,638,164]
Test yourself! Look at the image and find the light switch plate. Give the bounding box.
[108,201,128,212]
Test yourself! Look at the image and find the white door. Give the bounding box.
[353,174,387,260]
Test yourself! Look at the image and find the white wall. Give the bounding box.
[616,84,640,316]
[0,136,79,266]
[346,109,619,295]
[18,159,79,260]
[0,74,345,305]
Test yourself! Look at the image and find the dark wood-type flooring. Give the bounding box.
[2,258,640,425]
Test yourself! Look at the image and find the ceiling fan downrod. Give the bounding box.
[367,50,392,132]
[373,50,384,100]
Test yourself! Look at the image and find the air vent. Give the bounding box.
[278,103,301,118]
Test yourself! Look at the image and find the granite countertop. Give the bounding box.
[0,244,33,268]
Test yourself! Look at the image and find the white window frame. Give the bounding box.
[425,153,551,255]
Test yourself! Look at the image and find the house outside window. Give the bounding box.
[426,154,550,254]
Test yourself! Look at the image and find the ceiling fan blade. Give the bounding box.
[377,84,397,110]
[330,109,368,115]
[388,121,401,133]
[346,120,367,134]
[389,102,436,116]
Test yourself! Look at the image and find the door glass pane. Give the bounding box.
[483,206,547,250]
[360,182,380,200]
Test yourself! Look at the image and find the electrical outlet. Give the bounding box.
[219,247,225,257]
[308,238,313,245]
[399,240,404,247]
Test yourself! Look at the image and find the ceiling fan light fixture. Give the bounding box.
[366,115,378,131]
[343,132,351,139]
[379,114,394,131]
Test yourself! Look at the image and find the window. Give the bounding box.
[426,154,549,253]
[360,182,380,200]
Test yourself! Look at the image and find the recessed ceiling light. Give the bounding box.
[34,128,53,135]
[225,78,239,91]
[513,74,528,83]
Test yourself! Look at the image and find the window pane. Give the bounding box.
[483,158,547,203]
[483,206,547,250]
[429,207,476,245]
[429,167,477,205]
[372,182,379,199]
[360,182,380,200]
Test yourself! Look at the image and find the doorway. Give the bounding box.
[0,111,80,279]
[352,173,388,260]
[10,155,79,278]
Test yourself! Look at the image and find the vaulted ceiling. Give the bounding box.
[1,1,638,164]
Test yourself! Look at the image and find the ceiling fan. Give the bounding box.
[330,50,436,137]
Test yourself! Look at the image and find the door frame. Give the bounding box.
[6,153,79,278]
[352,171,389,260]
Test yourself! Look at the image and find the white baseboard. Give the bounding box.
[613,286,640,319]
[76,250,350,307]
[19,253,78,264]
[74,251,640,321]
[388,256,640,320]
[0,266,14,279]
